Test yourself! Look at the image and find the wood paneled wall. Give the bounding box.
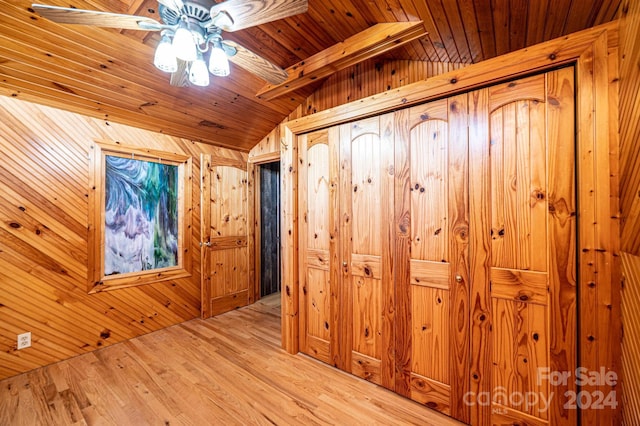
[0,96,245,380]
[291,60,467,120]
[249,126,282,162]
[620,0,640,253]
[621,252,640,425]
[619,1,640,424]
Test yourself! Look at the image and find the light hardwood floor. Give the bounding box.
[0,293,462,425]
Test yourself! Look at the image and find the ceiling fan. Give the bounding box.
[31,0,307,87]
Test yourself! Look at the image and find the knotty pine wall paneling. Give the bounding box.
[619,0,640,424]
[0,96,246,380]
[248,126,282,163]
[613,0,640,254]
[621,252,640,425]
[292,59,467,119]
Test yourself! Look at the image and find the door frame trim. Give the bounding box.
[280,22,620,425]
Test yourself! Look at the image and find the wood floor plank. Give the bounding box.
[0,294,461,425]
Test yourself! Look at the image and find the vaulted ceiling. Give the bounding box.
[0,0,621,151]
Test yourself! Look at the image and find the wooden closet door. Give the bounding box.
[298,128,335,365]
[480,69,577,425]
[339,114,395,388]
[395,94,470,422]
[298,115,395,384]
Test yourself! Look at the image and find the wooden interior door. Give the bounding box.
[394,94,470,422]
[201,155,249,318]
[298,129,334,364]
[480,69,577,425]
[339,115,395,388]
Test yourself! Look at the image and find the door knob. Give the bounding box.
[455,274,463,283]
[342,261,348,267]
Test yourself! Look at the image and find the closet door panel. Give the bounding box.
[350,130,382,364]
[489,74,551,422]
[342,114,395,389]
[408,100,452,413]
[487,70,576,425]
[402,95,470,420]
[299,129,333,364]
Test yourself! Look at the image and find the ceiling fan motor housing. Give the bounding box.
[159,1,214,26]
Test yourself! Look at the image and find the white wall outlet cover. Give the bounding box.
[17,332,31,350]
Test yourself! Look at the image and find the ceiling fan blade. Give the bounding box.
[223,40,288,85]
[170,59,191,87]
[31,4,165,30]
[210,0,308,32]
[157,0,184,13]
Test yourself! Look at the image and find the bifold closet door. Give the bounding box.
[476,69,577,425]
[298,128,334,365]
[298,114,395,388]
[394,94,471,422]
[339,115,395,388]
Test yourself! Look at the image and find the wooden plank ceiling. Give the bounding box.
[0,0,620,151]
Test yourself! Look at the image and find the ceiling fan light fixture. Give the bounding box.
[154,32,178,73]
[172,21,197,62]
[32,0,306,88]
[208,42,230,77]
[189,52,210,86]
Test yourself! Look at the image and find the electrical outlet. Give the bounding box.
[17,332,31,350]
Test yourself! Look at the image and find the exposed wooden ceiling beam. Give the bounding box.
[256,21,428,100]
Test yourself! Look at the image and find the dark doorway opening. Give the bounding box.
[259,161,281,297]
